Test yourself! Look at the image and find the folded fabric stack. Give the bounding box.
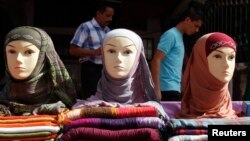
[58,106,167,141]
[0,115,61,141]
[166,117,250,141]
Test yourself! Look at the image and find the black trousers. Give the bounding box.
[80,61,103,100]
[161,90,181,101]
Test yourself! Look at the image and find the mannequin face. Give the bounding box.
[207,47,236,83]
[103,36,137,79]
[6,40,40,80]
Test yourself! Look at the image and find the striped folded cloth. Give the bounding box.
[59,127,162,141]
[62,106,158,121]
[0,115,61,140]
[168,117,250,129]
[63,117,165,132]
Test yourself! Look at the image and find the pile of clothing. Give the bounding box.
[58,105,167,141]
[0,115,61,140]
[166,117,250,141]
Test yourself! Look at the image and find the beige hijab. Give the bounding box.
[177,32,237,118]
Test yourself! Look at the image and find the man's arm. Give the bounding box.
[150,50,165,100]
[69,44,102,57]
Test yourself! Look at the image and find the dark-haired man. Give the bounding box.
[69,3,114,99]
[151,6,203,101]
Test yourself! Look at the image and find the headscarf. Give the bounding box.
[95,28,158,103]
[205,32,236,56]
[1,26,76,107]
[177,32,237,118]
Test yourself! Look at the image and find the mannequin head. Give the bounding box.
[6,40,40,80]
[103,36,137,79]
[102,28,141,79]
[2,26,77,107]
[178,32,238,119]
[205,32,236,83]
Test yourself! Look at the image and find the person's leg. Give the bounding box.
[243,68,250,100]
[161,91,181,101]
[81,62,102,100]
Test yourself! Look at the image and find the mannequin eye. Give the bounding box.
[213,54,222,59]
[124,50,133,55]
[7,49,16,54]
[107,49,116,53]
[24,49,35,55]
[228,55,235,60]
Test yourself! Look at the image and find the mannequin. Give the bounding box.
[0,26,77,115]
[177,32,238,118]
[72,28,167,119]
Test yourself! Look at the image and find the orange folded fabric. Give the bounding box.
[0,121,58,127]
[0,115,58,124]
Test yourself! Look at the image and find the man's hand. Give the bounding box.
[157,89,162,101]
[94,47,102,56]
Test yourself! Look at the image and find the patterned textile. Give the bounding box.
[175,129,207,135]
[168,135,208,141]
[0,104,11,116]
[7,102,38,115]
[32,101,67,115]
[58,105,168,141]
[59,127,162,141]
[0,101,66,116]
[73,100,169,120]
[1,26,76,108]
[166,117,250,140]
[62,106,158,121]
[63,117,165,132]
[168,117,250,129]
